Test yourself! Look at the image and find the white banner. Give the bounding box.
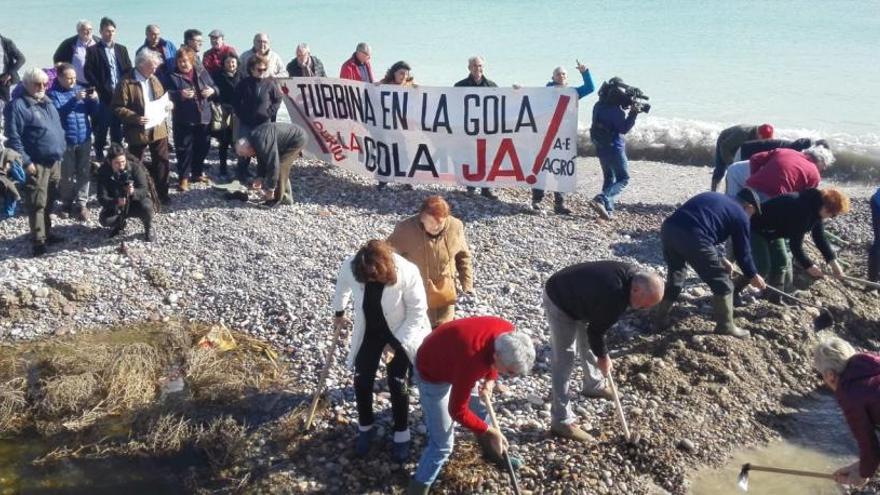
[278,77,579,192]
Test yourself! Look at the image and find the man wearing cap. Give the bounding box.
[654,189,767,338]
[711,123,773,192]
[202,30,237,73]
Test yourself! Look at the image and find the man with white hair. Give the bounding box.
[286,43,326,77]
[408,316,535,494]
[725,146,834,201]
[240,33,284,78]
[4,68,67,257]
[339,42,374,82]
[544,261,663,441]
[113,49,172,204]
[813,336,880,488]
[454,56,499,200]
[53,20,100,84]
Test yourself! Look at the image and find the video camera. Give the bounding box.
[598,77,651,113]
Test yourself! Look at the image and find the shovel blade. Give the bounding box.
[737,464,750,492]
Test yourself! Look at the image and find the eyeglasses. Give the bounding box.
[31,81,49,88]
[255,67,268,73]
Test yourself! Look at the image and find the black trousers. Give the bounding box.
[531,188,564,205]
[214,127,234,172]
[661,220,733,301]
[129,139,170,201]
[173,123,210,180]
[99,197,154,230]
[354,327,410,432]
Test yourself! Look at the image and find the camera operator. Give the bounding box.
[97,143,155,241]
[589,78,642,220]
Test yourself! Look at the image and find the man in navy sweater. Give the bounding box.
[654,189,767,338]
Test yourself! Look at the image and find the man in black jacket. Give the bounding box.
[286,43,326,77]
[0,33,26,132]
[233,56,282,183]
[736,137,827,162]
[454,56,499,201]
[84,17,132,160]
[544,261,663,441]
[97,144,154,241]
[53,20,101,84]
[235,122,307,206]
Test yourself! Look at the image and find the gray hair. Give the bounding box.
[296,43,310,53]
[468,56,485,66]
[356,42,370,53]
[145,24,160,34]
[633,271,664,296]
[235,137,253,153]
[494,331,535,376]
[813,336,856,375]
[76,19,92,31]
[254,32,269,42]
[135,49,162,68]
[804,145,835,168]
[553,66,567,76]
[22,67,49,85]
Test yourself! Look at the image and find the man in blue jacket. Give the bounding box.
[654,189,767,338]
[49,63,99,221]
[531,61,595,214]
[4,68,67,257]
[138,24,177,85]
[589,79,642,220]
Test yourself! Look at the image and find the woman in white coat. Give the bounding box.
[332,239,431,463]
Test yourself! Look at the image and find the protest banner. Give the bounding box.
[278,77,579,192]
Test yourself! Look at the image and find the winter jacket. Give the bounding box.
[53,35,101,64]
[4,95,66,166]
[137,38,177,83]
[286,55,326,77]
[716,125,759,166]
[545,261,637,358]
[387,215,474,296]
[332,253,431,369]
[112,69,169,146]
[339,53,374,83]
[210,69,241,106]
[96,155,151,210]
[84,42,132,104]
[664,192,758,278]
[47,81,99,146]
[546,69,595,99]
[416,316,512,434]
[240,49,285,78]
[202,45,237,74]
[247,122,307,190]
[454,75,497,88]
[737,137,815,161]
[0,36,25,101]
[591,101,637,151]
[747,148,820,198]
[751,189,835,269]
[167,68,218,126]
[835,353,880,479]
[233,76,281,128]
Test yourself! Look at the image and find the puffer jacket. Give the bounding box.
[386,215,474,294]
[47,80,98,145]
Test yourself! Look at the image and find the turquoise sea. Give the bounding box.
[4,0,879,159]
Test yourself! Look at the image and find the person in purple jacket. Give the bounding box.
[813,336,880,488]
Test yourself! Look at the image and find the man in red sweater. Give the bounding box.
[408,316,535,494]
[339,42,374,82]
[745,146,834,199]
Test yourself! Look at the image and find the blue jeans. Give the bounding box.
[869,189,880,281]
[413,371,488,485]
[92,102,123,159]
[595,147,629,212]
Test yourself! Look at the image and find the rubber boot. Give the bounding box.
[732,275,750,307]
[407,479,430,495]
[651,299,674,333]
[712,294,749,338]
[869,249,880,283]
[782,269,794,293]
[764,273,787,306]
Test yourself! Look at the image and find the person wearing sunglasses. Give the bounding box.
[340,42,374,82]
[232,55,281,185]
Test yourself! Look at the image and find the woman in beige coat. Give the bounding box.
[387,195,473,327]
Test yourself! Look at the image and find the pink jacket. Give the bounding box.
[746,148,820,198]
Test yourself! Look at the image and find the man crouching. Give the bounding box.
[97,143,155,241]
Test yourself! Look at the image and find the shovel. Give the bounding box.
[481,392,521,495]
[737,463,834,491]
[304,323,346,430]
[763,285,835,330]
[842,275,880,290]
[607,373,631,441]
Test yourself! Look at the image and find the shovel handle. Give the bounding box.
[304,323,345,430]
[607,374,631,441]
[762,284,819,309]
[481,392,522,495]
[843,275,880,290]
[747,465,835,480]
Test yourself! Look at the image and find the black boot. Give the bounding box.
[143,219,154,242]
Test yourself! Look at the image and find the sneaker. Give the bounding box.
[554,204,572,215]
[550,422,592,443]
[32,243,47,257]
[589,199,611,220]
[355,428,376,457]
[583,386,615,401]
[391,440,410,463]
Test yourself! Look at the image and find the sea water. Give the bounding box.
[3,0,879,161]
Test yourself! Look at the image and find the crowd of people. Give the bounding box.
[1,19,879,494]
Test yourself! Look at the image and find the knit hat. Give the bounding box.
[208,29,224,38]
[736,188,762,215]
[758,124,774,139]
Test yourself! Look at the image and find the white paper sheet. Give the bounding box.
[144,93,170,130]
